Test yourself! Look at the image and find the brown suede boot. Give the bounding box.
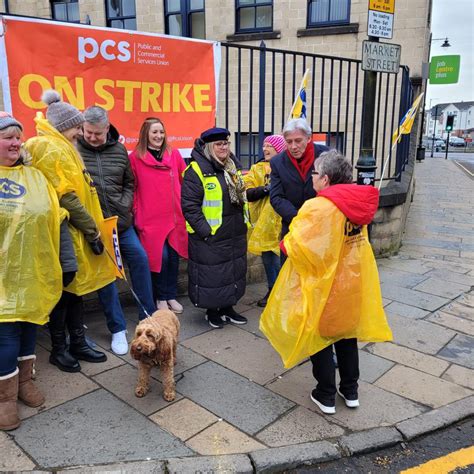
[0,369,20,431]
[18,356,45,408]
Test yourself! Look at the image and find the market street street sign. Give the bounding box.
[362,40,401,73]
[429,55,461,84]
[368,0,395,39]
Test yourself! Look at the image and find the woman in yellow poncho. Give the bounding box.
[244,135,286,307]
[25,90,115,373]
[0,113,72,430]
[260,150,392,415]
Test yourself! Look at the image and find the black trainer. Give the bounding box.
[310,389,336,414]
[220,306,247,325]
[206,309,225,329]
[337,390,360,408]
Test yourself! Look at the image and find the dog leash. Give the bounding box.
[104,247,152,318]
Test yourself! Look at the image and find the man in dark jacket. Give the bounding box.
[78,106,155,355]
[270,118,329,263]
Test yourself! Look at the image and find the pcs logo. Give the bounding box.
[78,37,131,64]
[0,178,26,199]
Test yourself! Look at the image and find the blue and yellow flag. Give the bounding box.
[392,92,424,145]
[290,69,310,119]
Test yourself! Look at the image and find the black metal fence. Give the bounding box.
[218,41,414,183]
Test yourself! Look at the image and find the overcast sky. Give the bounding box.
[426,0,474,108]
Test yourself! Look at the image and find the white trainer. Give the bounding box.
[310,391,336,414]
[157,300,169,311]
[111,330,128,355]
[167,299,183,314]
[337,390,360,408]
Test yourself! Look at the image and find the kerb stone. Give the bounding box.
[396,395,474,440]
[339,427,402,455]
[250,441,340,473]
[57,461,165,472]
[167,454,253,474]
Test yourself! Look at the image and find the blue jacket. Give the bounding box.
[270,144,329,237]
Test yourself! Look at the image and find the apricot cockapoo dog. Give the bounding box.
[130,309,180,402]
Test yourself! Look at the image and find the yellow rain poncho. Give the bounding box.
[260,184,392,368]
[25,115,115,296]
[1,164,62,324]
[244,161,281,255]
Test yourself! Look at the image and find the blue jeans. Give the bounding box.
[97,227,156,328]
[261,251,281,289]
[0,322,37,376]
[152,241,179,301]
[120,227,156,318]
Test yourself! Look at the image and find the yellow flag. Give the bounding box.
[290,69,309,119]
[392,92,424,145]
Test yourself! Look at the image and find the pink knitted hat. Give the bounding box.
[263,135,286,153]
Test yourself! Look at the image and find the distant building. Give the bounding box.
[426,101,474,139]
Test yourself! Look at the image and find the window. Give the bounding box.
[164,0,206,39]
[307,0,350,27]
[106,0,136,30]
[51,0,80,23]
[236,0,273,33]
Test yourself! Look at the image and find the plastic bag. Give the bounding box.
[260,196,392,368]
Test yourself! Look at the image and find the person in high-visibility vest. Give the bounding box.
[181,128,250,329]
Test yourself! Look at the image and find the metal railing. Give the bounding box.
[218,41,414,183]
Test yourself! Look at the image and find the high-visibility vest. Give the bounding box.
[184,160,250,235]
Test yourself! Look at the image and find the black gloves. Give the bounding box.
[246,185,268,202]
[62,271,76,287]
[89,236,105,255]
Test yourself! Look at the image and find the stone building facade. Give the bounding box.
[0,0,432,257]
[0,0,431,77]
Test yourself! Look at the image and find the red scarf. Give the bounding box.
[286,142,314,181]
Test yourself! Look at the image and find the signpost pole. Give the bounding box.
[430,104,438,158]
[357,49,378,186]
[357,0,397,186]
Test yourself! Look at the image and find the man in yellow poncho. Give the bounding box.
[260,150,392,415]
[244,135,286,307]
[25,90,116,373]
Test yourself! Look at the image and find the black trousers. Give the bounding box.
[310,338,359,405]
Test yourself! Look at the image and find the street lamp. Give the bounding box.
[431,37,451,48]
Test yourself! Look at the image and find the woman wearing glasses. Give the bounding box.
[181,128,250,329]
[129,117,188,314]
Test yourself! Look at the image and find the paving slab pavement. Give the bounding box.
[2,156,474,472]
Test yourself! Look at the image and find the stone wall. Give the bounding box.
[370,107,420,256]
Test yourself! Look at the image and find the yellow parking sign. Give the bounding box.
[369,0,395,14]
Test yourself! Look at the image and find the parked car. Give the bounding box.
[449,137,465,147]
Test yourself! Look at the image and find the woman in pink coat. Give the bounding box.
[129,118,188,314]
